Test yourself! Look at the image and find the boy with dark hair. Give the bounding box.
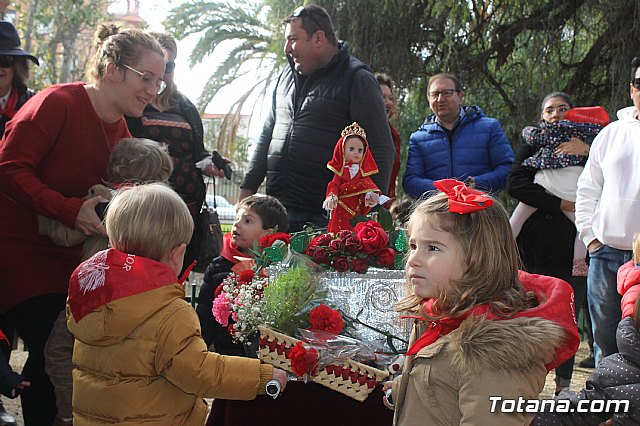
[196,195,288,355]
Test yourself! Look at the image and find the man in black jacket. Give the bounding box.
[239,4,395,232]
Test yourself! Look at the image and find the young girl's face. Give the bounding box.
[406,217,465,299]
[541,96,571,123]
[344,136,365,164]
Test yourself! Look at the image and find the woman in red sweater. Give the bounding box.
[0,24,165,425]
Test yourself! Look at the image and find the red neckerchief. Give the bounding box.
[0,86,19,120]
[406,270,580,372]
[68,248,185,322]
[220,233,250,264]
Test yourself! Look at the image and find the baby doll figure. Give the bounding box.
[323,122,388,233]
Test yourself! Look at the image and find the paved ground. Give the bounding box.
[3,340,594,425]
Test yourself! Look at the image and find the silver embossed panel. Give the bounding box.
[321,268,410,352]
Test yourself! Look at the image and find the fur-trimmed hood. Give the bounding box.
[418,314,565,376]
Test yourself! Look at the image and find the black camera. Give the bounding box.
[211,150,233,180]
[95,202,108,221]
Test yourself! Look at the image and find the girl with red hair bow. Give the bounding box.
[383,179,580,425]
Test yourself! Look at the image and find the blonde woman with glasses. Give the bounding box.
[0,23,164,425]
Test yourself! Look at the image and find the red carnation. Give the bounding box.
[308,233,333,248]
[354,221,389,254]
[309,304,345,334]
[288,341,319,377]
[377,247,397,268]
[237,270,255,285]
[259,232,291,249]
[331,256,350,272]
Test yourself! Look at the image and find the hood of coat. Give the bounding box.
[617,260,640,319]
[417,314,565,376]
[67,248,185,346]
[617,316,640,366]
[420,105,485,130]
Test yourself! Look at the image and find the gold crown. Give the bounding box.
[341,122,367,139]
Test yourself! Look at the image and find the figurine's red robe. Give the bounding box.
[326,134,380,233]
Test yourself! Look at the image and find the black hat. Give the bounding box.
[0,22,38,65]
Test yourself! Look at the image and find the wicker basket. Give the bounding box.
[257,325,388,402]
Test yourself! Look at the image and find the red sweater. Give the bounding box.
[0,82,130,312]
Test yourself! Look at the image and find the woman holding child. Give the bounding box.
[507,92,598,396]
[0,24,165,424]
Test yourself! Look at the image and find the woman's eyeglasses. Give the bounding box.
[165,61,176,74]
[122,64,166,95]
[0,56,15,69]
[632,78,640,90]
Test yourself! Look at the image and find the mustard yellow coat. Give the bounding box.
[68,284,273,425]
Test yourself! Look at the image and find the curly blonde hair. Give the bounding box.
[86,24,164,83]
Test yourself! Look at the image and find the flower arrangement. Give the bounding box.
[290,209,408,273]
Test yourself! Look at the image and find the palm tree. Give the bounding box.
[163,0,285,156]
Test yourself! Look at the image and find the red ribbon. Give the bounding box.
[434,179,493,214]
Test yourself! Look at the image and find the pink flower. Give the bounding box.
[212,292,231,327]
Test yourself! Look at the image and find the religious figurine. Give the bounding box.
[323,122,388,233]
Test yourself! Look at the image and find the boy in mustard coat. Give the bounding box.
[67,183,286,425]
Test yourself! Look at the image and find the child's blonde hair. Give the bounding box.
[108,138,173,183]
[398,191,535,319]
[634,232,640,265]
[105,183,193,261]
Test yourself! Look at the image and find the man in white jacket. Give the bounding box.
[575,57,640,364]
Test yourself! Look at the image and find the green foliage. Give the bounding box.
[17,0,109,89]
[262,262,326,335]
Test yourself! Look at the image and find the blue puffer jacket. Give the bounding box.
[402,106,514,198]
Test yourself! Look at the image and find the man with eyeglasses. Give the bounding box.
[403,73,514,198]
[575,57,640,365]
[239,4,394,232]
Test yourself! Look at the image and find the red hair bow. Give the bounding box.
[434,179,493,214]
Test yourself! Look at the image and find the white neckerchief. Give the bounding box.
[347,163,360,179]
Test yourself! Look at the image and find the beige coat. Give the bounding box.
[68,283,273,425]
[392,315,565,426]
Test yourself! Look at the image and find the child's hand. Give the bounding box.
[11,379,30,398]
[271,368,287,393]
[75,196,109,236]
[555,137,589,156]
[382,380,395,410]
